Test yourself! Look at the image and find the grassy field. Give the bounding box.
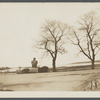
[0,69,100,91]
[0,68,100,91]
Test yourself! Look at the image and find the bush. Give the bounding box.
[21,68,30,73]
[38,66,49,73]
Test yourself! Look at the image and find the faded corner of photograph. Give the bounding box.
[0,2,100,93]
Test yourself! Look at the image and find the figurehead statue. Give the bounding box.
[31,58,38,68]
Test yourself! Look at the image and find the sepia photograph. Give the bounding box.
[0,2,100,97]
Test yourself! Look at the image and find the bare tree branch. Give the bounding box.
[37,20,67,72]
[68,12,100,69]
[95,46,100,56]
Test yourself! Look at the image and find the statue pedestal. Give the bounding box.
[29,68,38,73]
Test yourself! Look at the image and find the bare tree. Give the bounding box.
[37,20,67,72]
[68,12,100,69]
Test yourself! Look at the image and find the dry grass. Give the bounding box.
[0,68,100,91]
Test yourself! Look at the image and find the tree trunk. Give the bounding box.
[52,58,57,72]
[91,59,95,69]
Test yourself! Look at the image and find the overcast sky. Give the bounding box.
[0,3,100,67]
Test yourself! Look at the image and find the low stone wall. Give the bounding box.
[57,66,92,72]
[17,68,38,74]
